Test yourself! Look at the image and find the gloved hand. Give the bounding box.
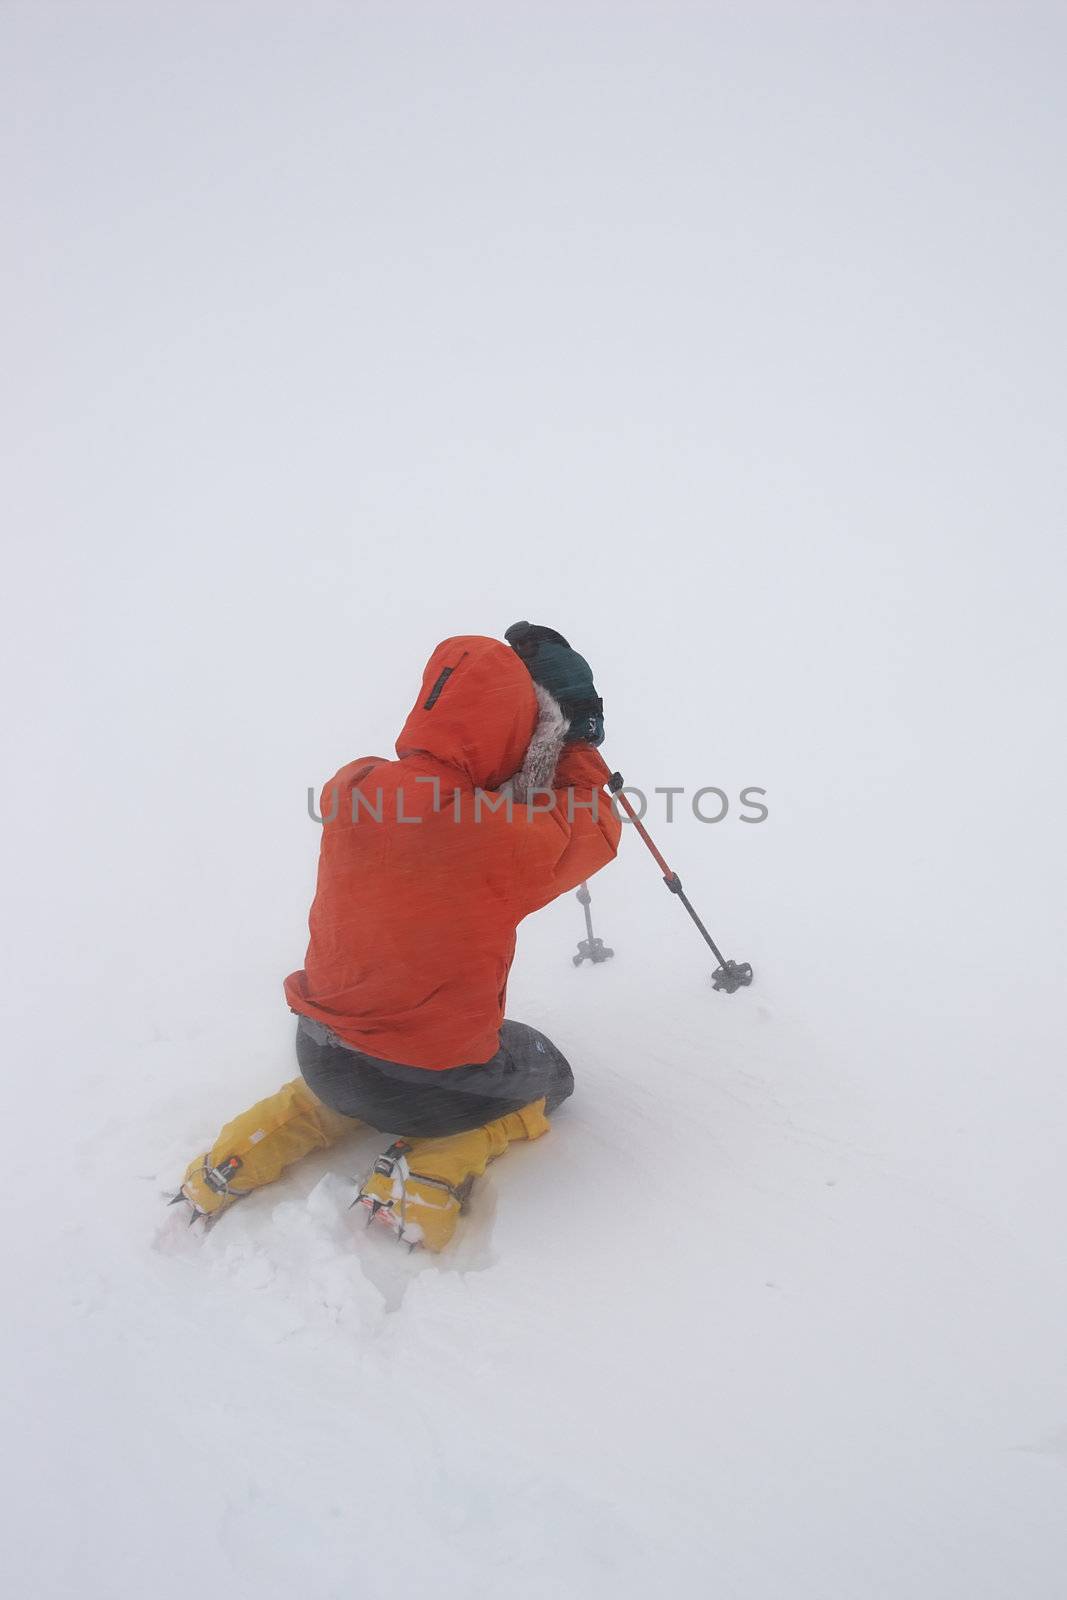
[504,621,605,746]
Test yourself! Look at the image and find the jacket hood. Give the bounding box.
[395,635,539,790]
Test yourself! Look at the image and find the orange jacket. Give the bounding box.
[284,636,621,1068]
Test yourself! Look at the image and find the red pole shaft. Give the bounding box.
[614,788,674,879]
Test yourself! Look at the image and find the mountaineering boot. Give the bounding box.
[173,1152,248,1222]
[355,1140,471,1252]
[175,1077,360,1221]
[356,1099,551,1250]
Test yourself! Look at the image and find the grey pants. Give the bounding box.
[295,1015,575,1138]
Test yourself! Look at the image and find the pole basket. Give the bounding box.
[711,959,753,994]
[573,882,614,965]
[573,937,614,967]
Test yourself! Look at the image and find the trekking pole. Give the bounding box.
[572,881,614,967]
[608,771,753,993]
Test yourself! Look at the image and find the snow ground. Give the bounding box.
[4,5,1066,1597]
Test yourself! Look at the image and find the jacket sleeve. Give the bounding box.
[317,757,389,829]
[509,745,622,918]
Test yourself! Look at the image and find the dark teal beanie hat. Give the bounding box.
[504,621,605,747]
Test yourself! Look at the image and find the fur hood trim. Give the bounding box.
[502,683,568,802]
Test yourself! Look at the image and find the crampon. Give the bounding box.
[166,1153,247,1228]
[353,1140,473,1252]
